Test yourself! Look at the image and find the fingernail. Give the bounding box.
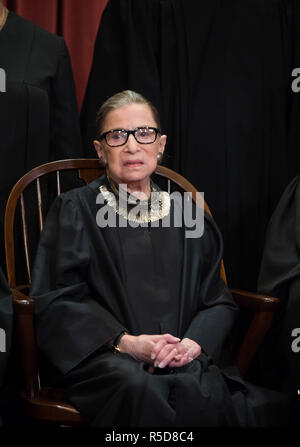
[158,362,164,368]
[151,353,156,360]
[154,362,158,368]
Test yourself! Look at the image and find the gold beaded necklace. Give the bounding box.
[99,177,171,224]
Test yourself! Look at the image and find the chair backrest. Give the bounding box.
[5,158,227,289]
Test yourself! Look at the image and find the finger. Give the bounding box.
[154,344,177,367]
[170,359,193,369]
[181,356,194,367]
[168,359,183,368]
[156,347,179,369]
[162,334,181,344]
[150,339,167,361]
[169,353,190,368]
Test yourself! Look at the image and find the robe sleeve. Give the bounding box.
[31,193,126,375]
[184,214,238,363]
[256,175,300,398]
[257,175,300,297]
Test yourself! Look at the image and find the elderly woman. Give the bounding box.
[31,90,285,427]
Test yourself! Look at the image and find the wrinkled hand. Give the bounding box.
[151,337,201,370]
[118,333,180,365]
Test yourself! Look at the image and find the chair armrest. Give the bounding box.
[230,289,279,377]
[12,289,85,423]
[230,288,279,311]
[12,288,34,313]
[11,288,40,399]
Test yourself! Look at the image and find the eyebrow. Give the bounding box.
[108,126,155,132]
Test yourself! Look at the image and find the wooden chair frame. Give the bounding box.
[4,159,279,425]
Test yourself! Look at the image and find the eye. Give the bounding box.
[111,131,124,140]
[137,128,151,138]
[111,134,121,140]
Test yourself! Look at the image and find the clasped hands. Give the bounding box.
[119,333,201,373]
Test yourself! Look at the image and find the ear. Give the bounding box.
[159,134,167,154]
[93,140,104,159]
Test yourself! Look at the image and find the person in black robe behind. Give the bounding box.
[0,2,83,277]
[0,2,83,425]
[256,175,300,426]
[31,90,287,427]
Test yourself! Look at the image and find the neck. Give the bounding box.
[108,173,151,200]
[127,180,151,201]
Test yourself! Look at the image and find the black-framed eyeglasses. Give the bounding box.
[99,127,161,147]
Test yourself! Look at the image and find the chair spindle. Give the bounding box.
[20,193,32,284]
[36,178,44,233]
[56,170,61,196]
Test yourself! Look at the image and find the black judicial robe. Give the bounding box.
[31,176,287,426]
[257,175,300,424]
[0,11,83,273]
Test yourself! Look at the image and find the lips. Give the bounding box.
[124,160,144,166]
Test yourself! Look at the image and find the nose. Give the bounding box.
[124,133,140,153]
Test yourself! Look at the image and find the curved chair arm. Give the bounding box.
[230,289,279,376]
[12,288,84,424]
[230,288,279,311]
[12,288,34,309]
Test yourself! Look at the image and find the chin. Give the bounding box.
[122,174,150,184]
[121,169,154,184]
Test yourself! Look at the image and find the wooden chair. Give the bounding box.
[4,159,279,426]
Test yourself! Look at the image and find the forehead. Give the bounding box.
[103,103,156,131]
